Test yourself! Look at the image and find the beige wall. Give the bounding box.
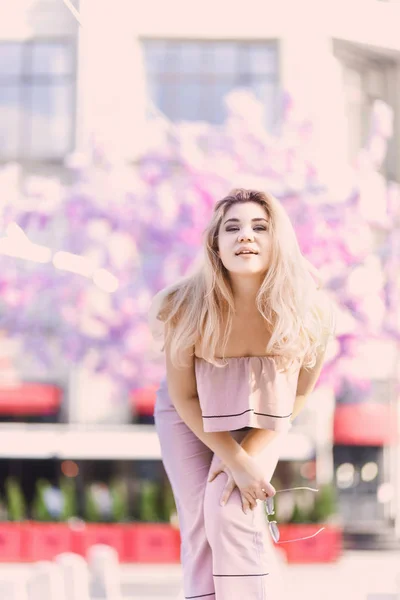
[3,0,399,176]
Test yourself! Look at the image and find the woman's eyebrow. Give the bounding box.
[223,217,269,225]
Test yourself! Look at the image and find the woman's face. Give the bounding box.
[217,201,271,276]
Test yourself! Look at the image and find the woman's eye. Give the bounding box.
[225,225,267,233]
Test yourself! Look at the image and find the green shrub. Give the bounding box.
[161,482,176,524]
[0,494,7,521]
[110,478,129,522]
[5,477,26,521]
[139,480,159,522]
[60,477,77,521]
[282,484,338,524]
[32,479,53,522]
[84,485,101,522]
[289,501,309,524]
[309,484,337,523]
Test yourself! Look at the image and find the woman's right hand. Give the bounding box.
[229,452,275,514]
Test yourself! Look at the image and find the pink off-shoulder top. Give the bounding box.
[194,355,301,433]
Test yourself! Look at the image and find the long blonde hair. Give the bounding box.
[149,189,334,371]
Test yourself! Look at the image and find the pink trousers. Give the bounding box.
[154,380,287,600]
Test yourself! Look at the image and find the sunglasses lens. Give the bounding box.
[266,497,274,514]
[269,521,280,543]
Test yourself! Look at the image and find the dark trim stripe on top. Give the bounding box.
[185,594,215,599]
[202,408,292,419]
[213,573,269,577]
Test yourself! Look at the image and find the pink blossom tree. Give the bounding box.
[0,91,398,398]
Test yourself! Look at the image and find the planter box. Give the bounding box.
[20,522,75,562]
[0,522,342,564]
[0,522,182,564]
[0,523,24,561]
[123,523,181,563]
[73,524,125,560]
[277,524,342,563]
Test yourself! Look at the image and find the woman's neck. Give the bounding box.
[229,275,263,314]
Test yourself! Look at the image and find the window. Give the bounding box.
[333,445,387,524]
[0,40,76,161]
[335,43,398,180]
[142,39,280,131]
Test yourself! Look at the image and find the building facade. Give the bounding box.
[0,0,399,542]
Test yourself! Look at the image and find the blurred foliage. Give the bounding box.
[0,475,177,523]
[139,480,160,522]
[5,477,26,521]
[269,483,338,525]
[84,484,103,522]
[32,479,52,521]
[308,484,337,524]
[161,481,177,524]
[290,502,310,524]
[60,477,77,521]
[110,478,129,522]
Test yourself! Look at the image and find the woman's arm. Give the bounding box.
[165,338,248,470]
[240,345,327,456]
[165,337,276,509]
[290,344,327,422]
[239,429,280,457]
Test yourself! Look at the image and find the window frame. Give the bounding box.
[140,37,281,131]
[0,37,78,165]
[334,40,399,182]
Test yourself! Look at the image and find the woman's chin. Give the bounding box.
[227,266,267,277]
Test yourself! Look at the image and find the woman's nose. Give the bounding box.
[238,230,255,242]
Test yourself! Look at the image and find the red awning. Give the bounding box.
[0,384,62,415]
[333,402,398,446]
[130,385,158,416]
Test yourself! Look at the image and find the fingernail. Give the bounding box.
[220,500,225,506]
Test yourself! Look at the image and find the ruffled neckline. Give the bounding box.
[195,355,277,363]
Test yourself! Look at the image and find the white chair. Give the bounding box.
[87,544,123,600]
[27,561,66,600]
[0,578,28,600]
[56,552,91,600]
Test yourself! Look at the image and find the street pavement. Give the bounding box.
[0,550,399,599]
[117,550,400,600]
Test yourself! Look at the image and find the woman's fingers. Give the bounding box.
[249,481,276,502]
[250,488,269,502]
[261,481,276,498]
[241,495,251,514]
[242,491,257,514]
[208,465,223,483]
[220,476,236,506]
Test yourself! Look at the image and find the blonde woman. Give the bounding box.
[149,189,333,599]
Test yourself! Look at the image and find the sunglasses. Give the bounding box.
[265,487,326,544]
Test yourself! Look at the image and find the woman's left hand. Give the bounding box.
[208,459,237,506]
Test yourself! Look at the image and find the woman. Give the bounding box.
[149,188,333,599]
